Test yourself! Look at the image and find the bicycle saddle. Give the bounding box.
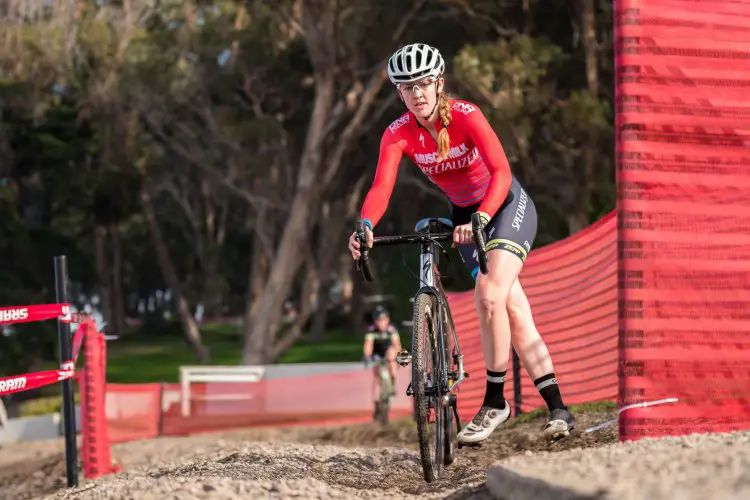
[414,217,454,234]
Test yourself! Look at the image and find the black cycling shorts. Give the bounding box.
[451,175,538,278]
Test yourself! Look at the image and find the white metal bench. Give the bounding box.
[179,365,265,417]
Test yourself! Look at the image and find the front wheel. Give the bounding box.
[442,310,456,466]
[412,292,444,483]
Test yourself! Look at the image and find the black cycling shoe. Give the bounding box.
[543,407,576,440]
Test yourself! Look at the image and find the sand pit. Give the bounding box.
[6,406,747,499]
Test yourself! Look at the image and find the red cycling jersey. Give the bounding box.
[360,99,512,229]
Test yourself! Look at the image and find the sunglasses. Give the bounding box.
[397,78,438,94]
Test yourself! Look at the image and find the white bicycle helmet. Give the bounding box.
[387,43,445,85]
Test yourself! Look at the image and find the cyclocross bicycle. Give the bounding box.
[354,213,489,483]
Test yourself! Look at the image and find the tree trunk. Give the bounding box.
[298,252,320,326]
[576,0,598,235]
[110,223,126,336]
[309,293,331,343]
[240,71,336,365]
[141,187,209,363]
[201,251,223,319]
[93,224,113,329]
[239,0,421,363]
[567,211,590,235]
[308,191,362,342]
[522,0,533,34]
[200,178,226,318]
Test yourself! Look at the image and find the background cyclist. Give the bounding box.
[363,305,402,406]
[348,43,576,444]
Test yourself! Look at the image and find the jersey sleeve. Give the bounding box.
[359,127,405,229]
[461,105,513,219]
[364,324,375,340]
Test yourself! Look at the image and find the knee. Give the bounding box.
[506,284,528,332]
[507,281,539,345]
[475,276,511,320]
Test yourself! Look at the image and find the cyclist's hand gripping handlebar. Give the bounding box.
[471,213,489,276]
[355,221,374,282]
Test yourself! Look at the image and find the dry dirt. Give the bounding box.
[0,407,746,500]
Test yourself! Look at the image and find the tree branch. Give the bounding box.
[140,113,284,210]
[322,0,426,137]
[439,0,518,37]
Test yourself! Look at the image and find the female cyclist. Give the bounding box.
[348,43,576,443]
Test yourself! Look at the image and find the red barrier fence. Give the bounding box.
[450,211,619,420]
[101,213,620,442]
[106,367,415,443]
[0,288,120,484]
[615,0,750,440]
[92,0,750,454]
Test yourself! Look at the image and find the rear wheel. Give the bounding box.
[412,292,444,482]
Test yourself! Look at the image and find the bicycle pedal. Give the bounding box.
[395,350,412,367]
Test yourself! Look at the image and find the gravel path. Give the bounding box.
[487,429,750,500]
[11,407,749,499]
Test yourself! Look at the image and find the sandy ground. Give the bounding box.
[0,407,746,499]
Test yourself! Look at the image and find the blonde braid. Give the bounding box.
[436,92,453,162]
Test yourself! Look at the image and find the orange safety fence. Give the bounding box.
[102,212,619,442]
[0,298,120,482]
[450,211,619,419]
[615,0,750,440]
[106,366,415,442]
[106,383,162,443]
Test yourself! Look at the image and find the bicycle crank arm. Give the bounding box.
[395,350,412,367]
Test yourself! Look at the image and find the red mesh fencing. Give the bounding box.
[450,211,619,419]
[106,383,162,443]
[102,214,620,442]
[93,0,750,448]
[105,367,415,441]
[616,0,750,440]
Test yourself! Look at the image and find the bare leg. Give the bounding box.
[385,347,397,385]
[507,278,553,380]
[457,250,520,444]
[372,365,380,402]
[474,251,522,373]
[507,277,576,439]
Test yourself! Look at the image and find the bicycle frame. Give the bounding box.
[414,237,467,399]
[358,229,466,398]
[355,216,488,480]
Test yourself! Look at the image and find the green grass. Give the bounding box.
[17,393,81,417]
[104,323,241,383]
[508,400,618,426]
[100,324,373,383]
[278,329,375,364]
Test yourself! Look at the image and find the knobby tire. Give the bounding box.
[412,292,444,482]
